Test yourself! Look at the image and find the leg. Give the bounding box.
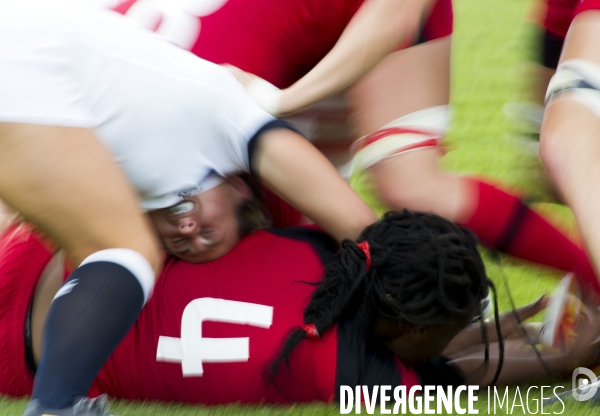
[349,37,600,291]
[349,37,451,136]
[540,11,600,281]
[0,124,160,265]
[348,37,467,220]
[0,123,161,412]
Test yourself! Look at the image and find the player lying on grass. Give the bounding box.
[539,1,600,295]
[2,211,598,407]
[109,0,600,296]
[0,3,376,415]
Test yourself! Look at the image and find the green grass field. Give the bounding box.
[1,0,598,414]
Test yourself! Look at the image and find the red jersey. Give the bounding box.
[111,0,363,89]
[109,0,452,89]
[1,225,439,404]
[93,227,342,404]
[106,0,452,161]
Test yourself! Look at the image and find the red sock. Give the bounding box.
[460,179,600,294]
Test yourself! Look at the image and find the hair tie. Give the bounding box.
[356,241,372,270]
[301,324,320,339]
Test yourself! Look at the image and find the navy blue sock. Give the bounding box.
[32,261,146,409]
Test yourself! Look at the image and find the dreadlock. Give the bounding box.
[268,210,496,384]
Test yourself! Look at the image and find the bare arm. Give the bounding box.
[227,0,433,116]
[252,128,377,242]
[277,0,433,115]
[443,296,547,358]
[450,338,600,386]
[450,308,600,386]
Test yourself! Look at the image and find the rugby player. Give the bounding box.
[199,0,600,293]
[109,0,600,295]
[0,3,376,415]
[540,0,600,301]
[2,212,597,407]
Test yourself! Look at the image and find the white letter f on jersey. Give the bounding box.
[156,297,273,376]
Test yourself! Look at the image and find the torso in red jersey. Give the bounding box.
[92,227,340,404]
[0,226,340,402]
[109,0,363,88]
[0,225,435,403]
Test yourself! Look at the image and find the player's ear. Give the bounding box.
[409,324,432,341]
[225,175,252,201]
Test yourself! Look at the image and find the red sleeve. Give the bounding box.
[260,186,304,228]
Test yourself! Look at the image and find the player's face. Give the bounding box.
[374,315,474,365]
[149,180,250,263]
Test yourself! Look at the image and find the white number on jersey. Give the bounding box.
[103,0,230,50]
[156,297,274,376]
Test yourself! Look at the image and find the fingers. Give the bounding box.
[490,295,548,342]
[514,295,549,321]
[221,64,254,87]
[220,65,282,115]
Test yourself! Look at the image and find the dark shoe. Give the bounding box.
[23,395,116,416]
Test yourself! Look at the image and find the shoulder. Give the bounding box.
[265,226,338,266]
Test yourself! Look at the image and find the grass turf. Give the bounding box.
[0,0,596,414]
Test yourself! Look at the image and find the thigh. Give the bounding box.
[348,36,451,136]
[560,10,600,63]
[0,123,161,269]
[540,12,600,273]
[348,37,466,219]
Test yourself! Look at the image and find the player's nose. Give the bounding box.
[177,217,199,236]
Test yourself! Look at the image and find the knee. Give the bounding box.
[71,224,163,276]
[80,248,158,304]
[374,167,450,212]
[133,241,163,275]
[539,123,565,179]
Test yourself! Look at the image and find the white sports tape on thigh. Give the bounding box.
[546,59,600,119]
[352,105,450,171]
[80,248,155,304]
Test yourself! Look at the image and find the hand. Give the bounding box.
[221,64,255,87]
[494,295,548,342]
[560,306,600,374]
[221,64,283,116]
[443,295,548,357]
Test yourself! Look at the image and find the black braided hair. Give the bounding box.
[267,210,492,384]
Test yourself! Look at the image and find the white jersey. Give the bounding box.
[0,1,277,210]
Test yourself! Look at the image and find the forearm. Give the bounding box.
[252,128,377,242]
[279,0,432,114]
[450,343,570,386]
[452,336,600,386]
[443,297,547,357]
[254,129,377,241]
